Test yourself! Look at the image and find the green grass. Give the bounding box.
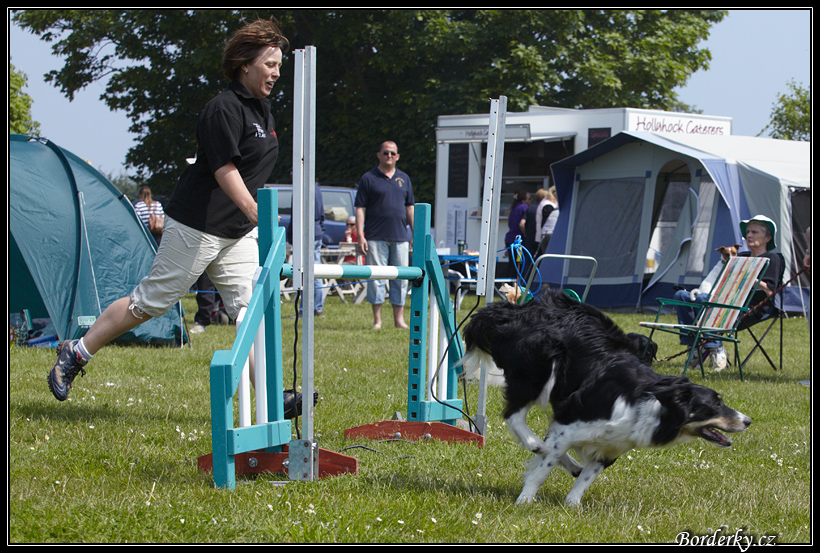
[8,293,812,543]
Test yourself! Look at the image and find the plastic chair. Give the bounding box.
[639,255,770,380]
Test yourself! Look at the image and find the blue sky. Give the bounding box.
[8,9,812,177]
[675,9,811,136]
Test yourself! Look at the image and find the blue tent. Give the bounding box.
[9,134,187,346]
[542,131,810,313]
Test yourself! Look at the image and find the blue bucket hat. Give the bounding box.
[740,215,777,251]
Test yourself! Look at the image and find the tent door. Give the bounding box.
[645,160,692,279]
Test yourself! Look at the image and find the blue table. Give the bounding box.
[437,253,519,308]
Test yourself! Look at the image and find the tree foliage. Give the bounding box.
[761,80,810,141]
[12,9,726,203]
[9,60,40,135]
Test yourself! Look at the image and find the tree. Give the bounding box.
[12,9,726,204]
[761,80,810,141]
[9,60,41,135]
[283,9,726,202]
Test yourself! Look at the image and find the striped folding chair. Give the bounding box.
[639,255,770,380]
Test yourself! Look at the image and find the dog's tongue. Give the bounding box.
[701,427,732,447]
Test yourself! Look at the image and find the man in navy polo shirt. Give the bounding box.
[355,141,415,330]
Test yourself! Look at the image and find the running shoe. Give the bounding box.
[48,340,88,401]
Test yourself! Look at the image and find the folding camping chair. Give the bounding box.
[639,255,770,381]
[523,253,599,303]
[737,253,786,372]
[324,242,365,303]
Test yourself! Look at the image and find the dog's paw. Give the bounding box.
[564,494,583,508]
[530,443,548,455]
[519,435,548,455]
[515,492,537,505]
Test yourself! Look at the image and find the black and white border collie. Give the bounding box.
[459,289,751,507]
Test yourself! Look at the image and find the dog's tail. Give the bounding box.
[457,300,523,380]
[455,347,497,381]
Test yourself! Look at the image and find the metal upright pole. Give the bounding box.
[475,96,507,300]
[475,96,507,437]
[290,46,319,481]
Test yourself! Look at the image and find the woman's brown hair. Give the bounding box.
[222,18,289,81]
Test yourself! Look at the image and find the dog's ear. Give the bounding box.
[646,339,658,360]
[651,377,692,405]
[649,377,693,443]
[624,332,657,365]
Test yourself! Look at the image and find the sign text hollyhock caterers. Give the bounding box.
[628,113,731,137]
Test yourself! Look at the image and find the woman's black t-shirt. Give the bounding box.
[165,81,279,239]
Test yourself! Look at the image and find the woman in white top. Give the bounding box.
[133,185,165,245]
[535,186,559,255]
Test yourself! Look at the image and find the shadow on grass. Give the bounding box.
[362,468,574,507]
[11,397,206,427]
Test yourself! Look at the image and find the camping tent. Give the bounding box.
[542,131,811,313]
[9,134,187,346]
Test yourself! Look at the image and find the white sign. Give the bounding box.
[627,112,731,137]
[445,201,468,247]
[436,124,531,143]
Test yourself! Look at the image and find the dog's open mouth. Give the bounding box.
[696,426,732,447]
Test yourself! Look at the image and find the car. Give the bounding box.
[266,184,357,246]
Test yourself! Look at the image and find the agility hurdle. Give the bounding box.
[198,193,478,488]
[341,202,482,446]
[197,189,360,488]
[199,46,358,487]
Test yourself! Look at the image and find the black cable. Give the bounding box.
[292,290,301,440]
[429,292,482,434]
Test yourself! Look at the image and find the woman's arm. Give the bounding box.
[214,161,258,226]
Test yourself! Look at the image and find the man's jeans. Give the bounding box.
[674,289,718,348]
[365,240,409,306]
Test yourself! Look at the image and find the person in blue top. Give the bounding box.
[355,141,415,330]
[48,19,288,402]
[504,190,531,278]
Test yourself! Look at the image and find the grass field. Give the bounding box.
[8,292,812,543]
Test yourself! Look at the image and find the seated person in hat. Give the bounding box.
[672,214,782,370]
[736,215,782,328]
